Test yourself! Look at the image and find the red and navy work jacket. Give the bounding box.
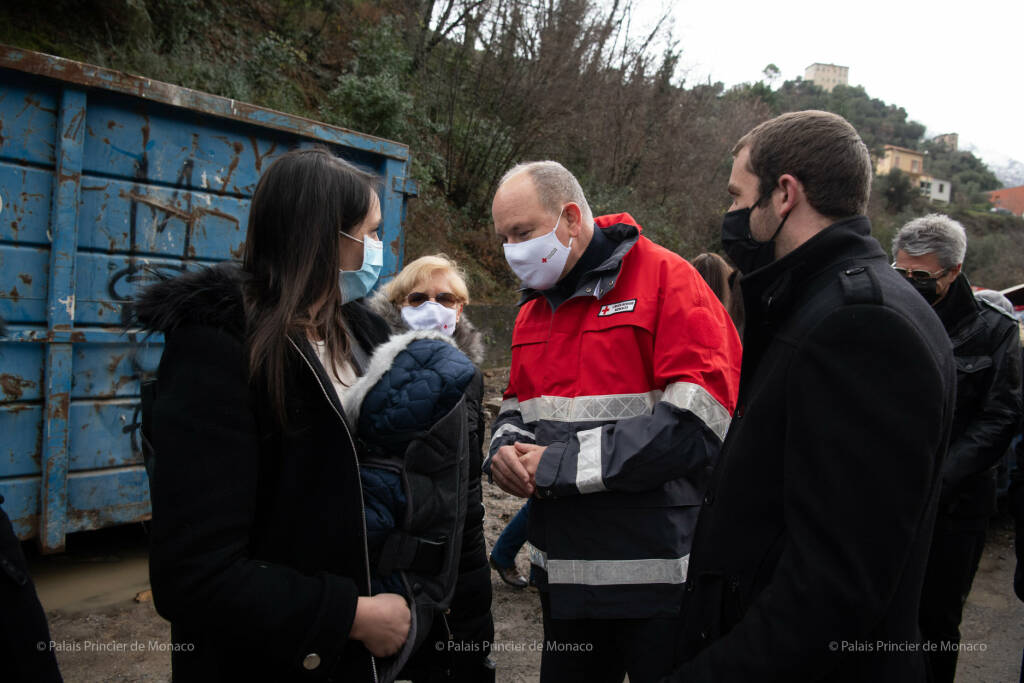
[486,213,742,619]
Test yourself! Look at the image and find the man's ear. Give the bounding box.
[775,174,804,216]
[950,263,963,279]
[564,202,584,237]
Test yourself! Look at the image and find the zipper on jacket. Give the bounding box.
[289,338,379,683]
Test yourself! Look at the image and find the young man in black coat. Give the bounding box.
[661,111,957,682]
[892,214,1023,683]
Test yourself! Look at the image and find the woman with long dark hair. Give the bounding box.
[135,147,409,681]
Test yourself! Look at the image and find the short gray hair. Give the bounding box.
[892,213,967,269]
[499,160,593,225]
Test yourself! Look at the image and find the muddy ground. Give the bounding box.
[27,367,1024,681]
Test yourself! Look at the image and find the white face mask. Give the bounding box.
[401,301,458,336]
[502,207,572,291]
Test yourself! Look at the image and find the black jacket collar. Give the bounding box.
[740,216,885,325]
[933,273,980,336]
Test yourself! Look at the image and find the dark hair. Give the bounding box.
[692,252,745,335]
[242,146,376,424]
[733,110,872,219]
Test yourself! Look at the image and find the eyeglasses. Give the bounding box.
[406,291,461,308]
[891,263,948,281]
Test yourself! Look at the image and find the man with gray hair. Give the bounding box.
[486,160,742,681]
[892,213,1022,682]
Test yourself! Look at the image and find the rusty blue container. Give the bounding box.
[0,46,417,552]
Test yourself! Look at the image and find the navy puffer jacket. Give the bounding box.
[342,330,476,683]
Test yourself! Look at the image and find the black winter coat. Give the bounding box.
[933,273,1022,518]
[666,217,956,683]
[365,292,494,682]
[135,264,391,682]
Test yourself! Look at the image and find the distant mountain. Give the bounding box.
[991,158,1024,188]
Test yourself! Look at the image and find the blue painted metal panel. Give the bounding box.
[71,342,161,399]
[0,243,49,323]
[68,401,143,471]
[39,87,85,552]
[65,467,150,534]
[0,46,416,551]
[0,476,39,538]
[0,339,44,401]
[0,404,43,477]
[0,161,53,245]
[0,72,59,167]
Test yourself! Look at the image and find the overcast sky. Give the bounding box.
[637,0,1023,166]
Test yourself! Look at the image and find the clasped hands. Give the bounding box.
[490,441,547,498]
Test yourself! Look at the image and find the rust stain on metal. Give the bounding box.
[47,392,70,420]
[107,353,126,375]
[19,273,32,285]
[70,332,86,342]
[390,237,400,258]
[222,152,240,191]
[229,242,245,259]
[7,286,19,301]
[250,138,277,172]
[0,374,36,401]
[65,106,86,141]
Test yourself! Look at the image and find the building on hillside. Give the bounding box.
[804,63,849,92]
[931,133,959,152]
[876,145,926,180]
[919,176,951,203]
[987,185,1024,217]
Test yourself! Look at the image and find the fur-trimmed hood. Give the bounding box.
[366,290,485,366]
[341,328,472,430]
[132,263,248,337]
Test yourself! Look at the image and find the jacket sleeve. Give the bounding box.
[148,324,363,675]
[534,266,742,496]
[941,318,1022,497]
[482,395,536,477]
[667,306,951,682]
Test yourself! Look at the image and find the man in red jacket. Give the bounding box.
[485,160,742,682]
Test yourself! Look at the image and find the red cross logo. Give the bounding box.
[600,306,610,315]
[541,257,548,263]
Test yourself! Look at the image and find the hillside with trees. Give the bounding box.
[2,0,1020,295]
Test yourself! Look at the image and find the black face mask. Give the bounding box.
[721,206,789,275]
[906,277,941,305]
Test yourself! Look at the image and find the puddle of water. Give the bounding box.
[24,523,151,614]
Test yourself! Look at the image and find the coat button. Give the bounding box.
[703,490,714,505]
[302,653,321,670]
[700,631,709,640]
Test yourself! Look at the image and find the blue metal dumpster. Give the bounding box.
[0,46,418,552]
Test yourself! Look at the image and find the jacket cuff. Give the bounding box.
[295,573,362,678]
[534,441,569,498]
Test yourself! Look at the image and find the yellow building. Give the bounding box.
[804,63,849,92]
[876,145,926,179]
